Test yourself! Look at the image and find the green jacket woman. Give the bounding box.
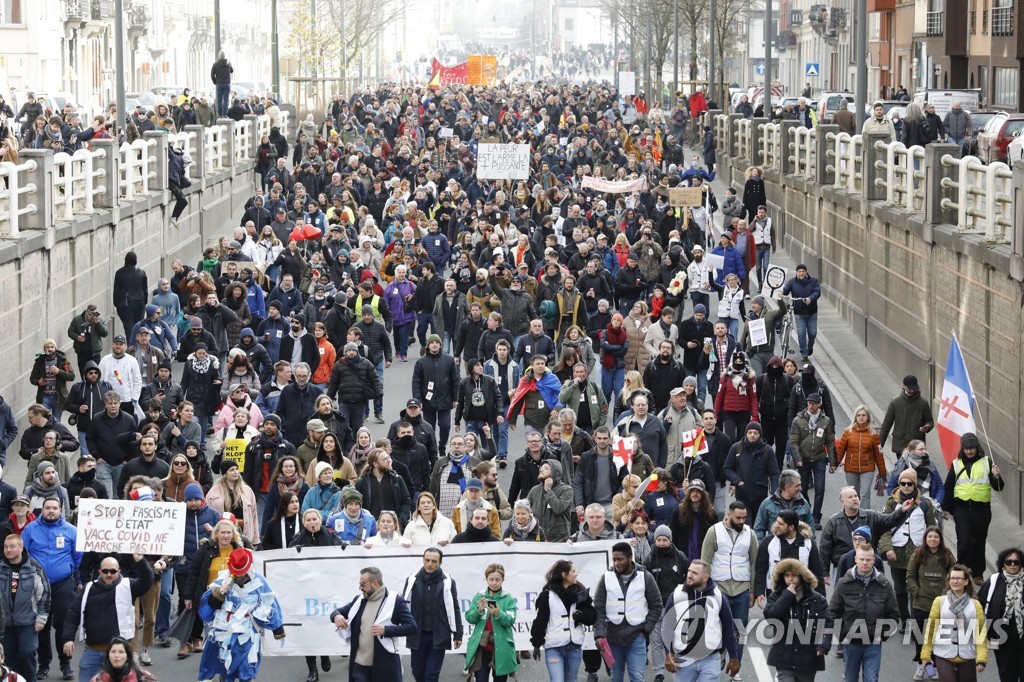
[465,564,519,679]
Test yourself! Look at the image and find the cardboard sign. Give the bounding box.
[476,143,531,180]
[76,499,186,555]
[439,127,454,138]
[223,438,249,473]
[669,187,704,207]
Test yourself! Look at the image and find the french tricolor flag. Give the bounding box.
[936,334,977,467]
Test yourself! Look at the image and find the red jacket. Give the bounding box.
[714,373,759,419]
[729,227,757,272]
[689,92,708,117]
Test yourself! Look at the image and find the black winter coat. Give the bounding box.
[677,317,715,371]
[454,375,504,424]
[20,420,79,460]
[183,538,254,604]
[180,358,222,417]
[278,332,321,376]
[763,586,832,669]
[328,357,382,404]
[756,371,795,421]
[412,351,461,410]
[402,568,464,650]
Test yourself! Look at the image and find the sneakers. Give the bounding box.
[155,634,171,647]
[925,662,938,679]
[835,643,845,659]
[587,674,599,682]
[497,457,508,469]
[732,674,743,681]
[170,217,179,227]
[914,664,926,680]
[654,675,665,682]
[60,664,74,681]
[38,668,49,680]
[898,619,907,634]
[374,414,384,424]
[139,649,152,666]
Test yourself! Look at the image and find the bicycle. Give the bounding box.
[777,295,797,359]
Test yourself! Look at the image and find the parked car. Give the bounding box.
[960,110,1000,156]
[126,92,167,113]
[817,92,854,123]
[1006,132,1024,167]
[976,112,1024,164]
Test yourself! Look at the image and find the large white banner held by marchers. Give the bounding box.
[75,499,186,555]
[476,143,531,180]
[256,540,617,656]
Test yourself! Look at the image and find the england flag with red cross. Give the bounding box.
[936,334,977,467]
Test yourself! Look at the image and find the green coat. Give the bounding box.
[789,410,837,464]
[464,589,518,676]
[558,379,608,427]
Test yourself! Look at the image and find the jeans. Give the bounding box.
[495,420,510,459]
[545,643,583,682]
[776,670,818,682]
[794,313,818,357]
[685,368,709,405]
[724,590,750,662]
[196,415,211,449]
[372,360,385,416]
[608,635,647,682]
[416,312,435,347]
[95,461,124,499]
[466,420,497,453]
[672,652,722,682]
[601,366,625,403]
[948,136,967,150]
[423,409,452,450]
[798,458,828,522]
[442,332,453,355]
[690,291,710,315]
[843,642,882,682]
[410,643,447,682]
[755,247,772,287]
[38,576,75,670]
[40,395,62,423]
[215,82,230,117]
[845,471,875,510]
[395,321,414,358]
[154,569,172,636]
[5,624,38,682]
[351,663,374,682]
[78,647,107,682]
[341,402,366,434]
[726,317,740,341]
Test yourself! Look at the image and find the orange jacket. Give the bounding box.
[836,423,887,475]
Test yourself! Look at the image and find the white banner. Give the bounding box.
[580,175,649,194]
[476,143,531,180]
[256,541,618,656]
[75,499,186,555]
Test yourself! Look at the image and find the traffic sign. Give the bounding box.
[806,63,820,77]
[755,61,765,76]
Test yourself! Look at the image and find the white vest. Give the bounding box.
[77,578,135,641]
[340,590,402,654]
[752,218,772,246]
[930,594,981,661]
[603,571,649,626]
[544,590,585,647]
[403,572,458,635]
[711,523,752,583]
[766,535,812,584]
[891,503,928,548]
[663,584,724,665]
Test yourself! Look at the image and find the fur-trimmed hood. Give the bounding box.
[771,556,818,590]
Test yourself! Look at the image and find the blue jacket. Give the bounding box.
[22,516,81,584]
[255,316,290,362]
[711,245,746,285]
[131,316,179,354]
[782,275,821,316]
[421,231,451,270]
[0,397,17,465]
[302,482,341,521]
[178,503,222,574]
[245,280,267,319]
[267,285,303,317]
[325,508,377,545]
[593,245,619,275]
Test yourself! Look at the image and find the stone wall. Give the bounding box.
[721,150,1024,521]
[0,155,256,421]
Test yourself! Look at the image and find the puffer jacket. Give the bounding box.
[837,423,887,475]
[327,355,382,404]
[622,313,652,372]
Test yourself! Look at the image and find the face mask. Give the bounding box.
[291,326,302,333]
[397,435,415,448]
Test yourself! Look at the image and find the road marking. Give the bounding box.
[749,645,775,682]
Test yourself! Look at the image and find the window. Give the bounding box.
[0,0,23,24]
[789,9,803,25]
[992,0,1013,35]
[994,67,1017,107]
[564,17,574,31]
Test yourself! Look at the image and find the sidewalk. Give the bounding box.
[706,169,1013,574]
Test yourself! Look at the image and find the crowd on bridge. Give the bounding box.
[0,70,1018,682]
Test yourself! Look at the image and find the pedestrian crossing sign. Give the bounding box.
[806,63,821,77]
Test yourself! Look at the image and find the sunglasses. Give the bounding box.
[173,461,188,466]
[100,568,119,575]
[1005,559,1022,566]
[899,481,915,487]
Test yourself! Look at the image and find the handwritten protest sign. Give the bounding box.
[669,187,704,207]
[477,143,531,180]
[76,499,186,555]
[223,438,248,473]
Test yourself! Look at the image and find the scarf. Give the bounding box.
[1004,570,1024,635]
[277,473,304,497]
[349,443,374,470]
[947,589,972,644]
[42,126,62,146]
[906,450,925,470]
[190,355,211,373]
[447,453,471,492]
[511,514,538,537]
[201,257,219,274]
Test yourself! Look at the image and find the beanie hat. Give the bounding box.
[184,482,205,501]
[898,469,919,484]
[960,432,980,449]
[268,300,282,311]
[344,342,359,353]
[342,487,363,506]
[426,333,441,345]
[158,359,172,371]
[745,421,763,436]
[852,526,872,542]
[314,461,333,481]
[654,525,673,541]
[220,459,239,475]
[36,461,56,476]
[263,414,281,428]
[189,317,203,328]
[693,304,707,315]
[145,304,158,316]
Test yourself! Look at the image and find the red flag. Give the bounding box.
[611,434,634,471]
[681,428,709,458]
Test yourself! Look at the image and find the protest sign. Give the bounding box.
[619,71,636,97]
[256,541,617,656]
[76,499,186,555]
[477,143,531,180]
[748,318,769,346]
[580,176,648,193]
[706,253,725,271]
[223,438,248,473]
[439,127,454,138]
[761,265,788,299]
[668,187,704,207]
